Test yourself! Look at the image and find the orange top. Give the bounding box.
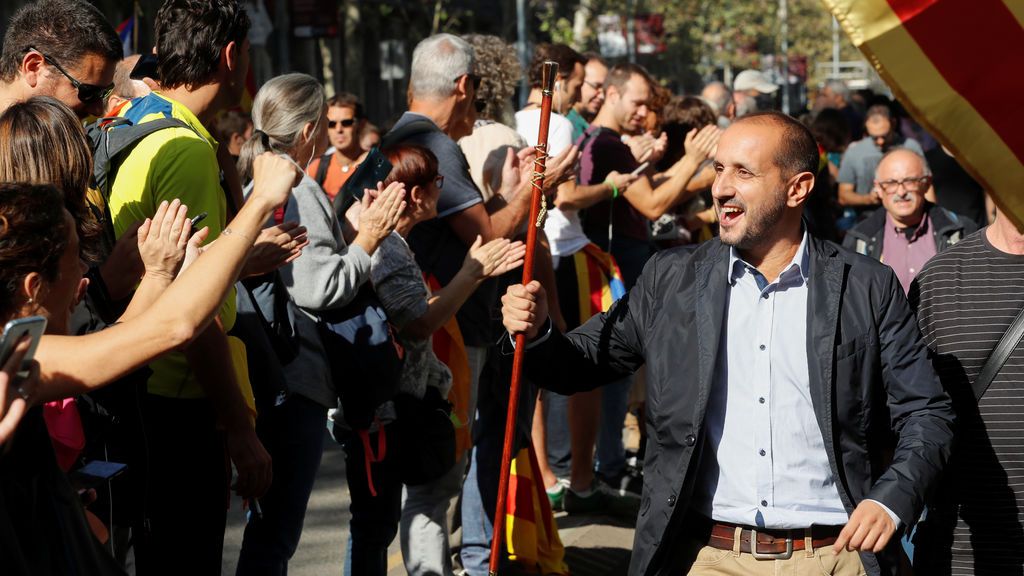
[306,152,360,201]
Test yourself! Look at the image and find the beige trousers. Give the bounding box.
[686,536,866,576]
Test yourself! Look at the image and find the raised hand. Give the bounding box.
[354,181,406,254]
[462,236,527,280]
[684,125,722,164]
[250,152,300,209]
[240,222,309,278]
[137,199,192,280]
[543,145,579,193]
[0,337,40,446]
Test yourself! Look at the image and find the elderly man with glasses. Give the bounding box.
[0,0,120,119]
[843,148,977,294]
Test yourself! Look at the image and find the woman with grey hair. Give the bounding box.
[234,72,406,573]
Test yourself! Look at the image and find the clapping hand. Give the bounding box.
[137,199,203,281]
[462,236,527,280]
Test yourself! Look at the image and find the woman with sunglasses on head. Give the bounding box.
[335,143,525,576]
[234,73,406,574]
[0,149,299,575]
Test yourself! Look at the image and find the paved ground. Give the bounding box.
[222,431,634,576]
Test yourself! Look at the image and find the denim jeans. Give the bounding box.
[237,393,327,576]
[594,237,652,479]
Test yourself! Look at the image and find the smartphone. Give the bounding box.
[629,162,650,177]
[189,211,208,234]
[129,53,159,81]
[69,460,128,491]
[333,148,394,216]
[0,316,46,374]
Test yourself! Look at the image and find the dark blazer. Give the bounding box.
[520,235,956,576]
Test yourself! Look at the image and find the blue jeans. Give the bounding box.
[460,348,537,576]
[594,237,652,479]
[236,393,327,576]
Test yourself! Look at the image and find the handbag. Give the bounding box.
[317,282,404,430]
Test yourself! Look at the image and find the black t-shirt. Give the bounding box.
[385,112,496,346]
[925,148,985,226]
[578,127,645,247]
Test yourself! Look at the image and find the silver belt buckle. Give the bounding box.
[749,529,794,560]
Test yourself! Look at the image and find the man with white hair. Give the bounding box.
[843,148,976,294]
[700,80,734,128]
[381,33,570,576]
[817,79,863,140]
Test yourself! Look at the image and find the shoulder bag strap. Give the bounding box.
[973,305,1024,401]
[315,151,333,187]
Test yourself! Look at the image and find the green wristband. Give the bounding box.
[606,179,619,199]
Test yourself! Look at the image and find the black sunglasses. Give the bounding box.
[474,99,486,113]
[27,46,113,104]
[328,119,357,129]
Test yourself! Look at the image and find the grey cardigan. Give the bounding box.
[247,169,371,408]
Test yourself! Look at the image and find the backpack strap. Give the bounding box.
[314,151,333,188]
[973,305,1024,401]
[380,116,438,149]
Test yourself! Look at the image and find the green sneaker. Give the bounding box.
[546,478,569,511]
[563,482,641,518]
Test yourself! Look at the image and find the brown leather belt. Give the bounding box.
[707,522,843,560]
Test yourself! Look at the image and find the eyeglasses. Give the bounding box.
[456,73,482,91]
[328,119,356,129]
[877,176,930,194]
[434,174,445,190]
[584,80,604,91]
[27,46,114,104]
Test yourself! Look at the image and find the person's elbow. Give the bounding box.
[166,317,200,350]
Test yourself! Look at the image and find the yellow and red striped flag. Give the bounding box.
[823,0,1024,227]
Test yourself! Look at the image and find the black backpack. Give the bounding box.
[85,115,198,254]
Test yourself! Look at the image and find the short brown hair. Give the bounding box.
[528,43,585,88]
[328,92,364,119]
[0,0,121,83]
[737,111,820,178]
[382,144,439,191]
[604,63,655,98]
[214,110,252,141]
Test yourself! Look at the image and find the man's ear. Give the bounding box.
[223,40,242,75]
[19,51,47,88]
[409,184,425,206]
[786,171,815,208]
[453,74,469,101]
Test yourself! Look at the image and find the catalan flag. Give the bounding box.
[823,0,1024,227]
[505,446,569,575]
[426,275,473,462]
[572,243,626,323]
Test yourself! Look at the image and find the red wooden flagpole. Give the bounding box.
[487,60,559,576]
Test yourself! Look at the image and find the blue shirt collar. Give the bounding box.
[728,230,810,287]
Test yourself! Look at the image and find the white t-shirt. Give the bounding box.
[514,109,590,257]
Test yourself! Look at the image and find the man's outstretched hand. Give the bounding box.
[501,280,548,341]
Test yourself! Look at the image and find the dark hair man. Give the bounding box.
[104,1,272,573]
[843,148,976,294]
[0,0,121,119]
[567,52,607,141]
[502,111,955,576]
[910,208,1024,574]
[214,109,253,161]
[305,92,365,200]
[838,104,924,217]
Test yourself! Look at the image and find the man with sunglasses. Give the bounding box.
[843,148,977,294]
[305,92,367,200]
[0,0,120,119]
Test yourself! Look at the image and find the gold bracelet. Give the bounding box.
[220,227,255,243]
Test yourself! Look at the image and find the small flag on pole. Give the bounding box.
[116,16,135,57]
